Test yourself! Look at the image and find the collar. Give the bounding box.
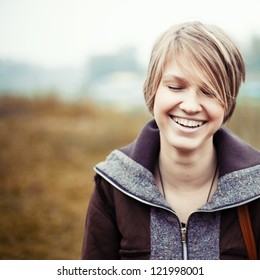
[95,119,260,210]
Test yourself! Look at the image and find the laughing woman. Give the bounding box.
[82,22,260,260]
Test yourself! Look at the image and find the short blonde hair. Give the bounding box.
[143,22,245,122]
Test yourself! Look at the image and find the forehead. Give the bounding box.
[162,55,206,87]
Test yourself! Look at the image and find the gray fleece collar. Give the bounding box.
[95,150,170,211]
[95,150,260,211]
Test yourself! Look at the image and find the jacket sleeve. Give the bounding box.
[81,175,121,259]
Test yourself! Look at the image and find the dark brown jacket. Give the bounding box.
[82,120,260,259]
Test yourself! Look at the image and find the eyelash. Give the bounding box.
[167,86,184,91]
[201,90,216,98]
[167,85,216,98]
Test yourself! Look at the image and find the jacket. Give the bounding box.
[82,120,260,260]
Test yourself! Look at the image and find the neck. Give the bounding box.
[158,137,217,192]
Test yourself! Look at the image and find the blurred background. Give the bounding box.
[0,0,259,259]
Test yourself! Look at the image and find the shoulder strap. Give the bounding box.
[237,204,257,260]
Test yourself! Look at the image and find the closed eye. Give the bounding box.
[167,85,184,91]
[201,90,217,98]
[199,85,217,98]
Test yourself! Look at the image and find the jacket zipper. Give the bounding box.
[181,225,188,260]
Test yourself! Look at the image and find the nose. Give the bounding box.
[179,89,202,114]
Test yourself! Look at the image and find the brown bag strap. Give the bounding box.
[237,204,257,260]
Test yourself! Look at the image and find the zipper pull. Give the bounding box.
[181,226,188,260]
[181,226,186,243]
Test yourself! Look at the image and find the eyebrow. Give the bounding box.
[162,74,188,83]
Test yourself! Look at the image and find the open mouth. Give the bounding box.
[171,116,206,128]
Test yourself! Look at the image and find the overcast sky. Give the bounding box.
[0,0,260,68]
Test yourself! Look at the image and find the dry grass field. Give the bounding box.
[0,95,259,259]
[0,95,150,259]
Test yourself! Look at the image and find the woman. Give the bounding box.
[82,22,260,260]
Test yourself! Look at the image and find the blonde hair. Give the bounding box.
[143,22,245,122]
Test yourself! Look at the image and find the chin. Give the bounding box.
[168,135,211,153]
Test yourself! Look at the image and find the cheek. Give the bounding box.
[153,91,166,122]
[153,90,162,114]
[210,104,225,124]
[153,87,173,113]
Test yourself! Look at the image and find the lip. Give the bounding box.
[169,115,207,132]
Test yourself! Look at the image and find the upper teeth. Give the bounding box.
[172,117,204,128]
